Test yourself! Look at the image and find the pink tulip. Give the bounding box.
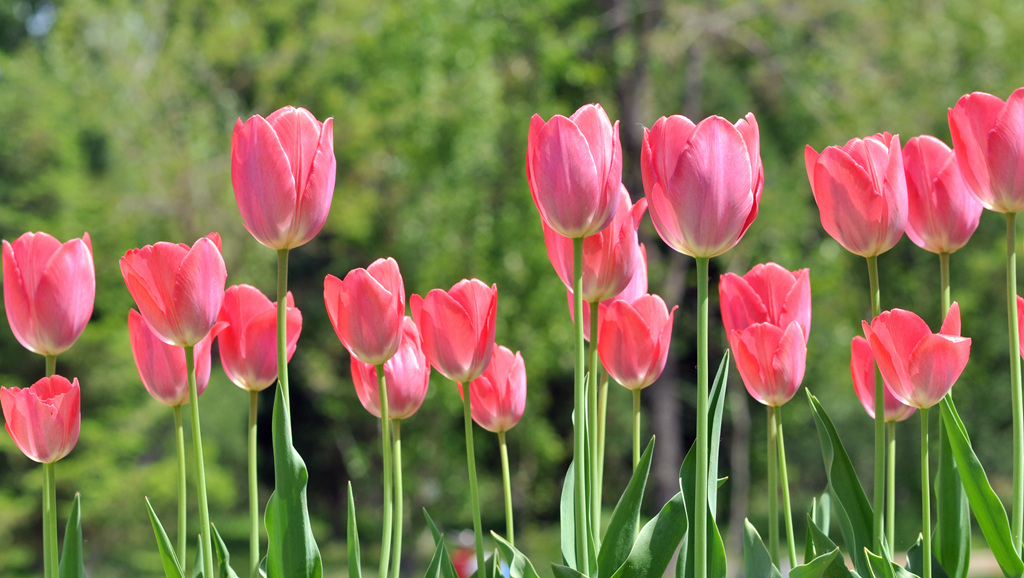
[351,317,430,420]
[902,135,982,254]
[526,103,622,239]
[850,336,916,422]
[1,375,80,463]
[411,279,498,383]
[730,322,807,407]
[862,303,971,409]
[2,232,94,356]
[597,294,676,390]
[231,106,336,250]
[544,186,648,303]
[805,133,908,257]
[720,263,811,343]
[465,345,526,433]
[641,113,762,258]
[948,88,1024,214]
[573,243,649,342]
[129,309,222,407]
[217,285,302,392]
[120,233,227,347]
[325,258,405,366]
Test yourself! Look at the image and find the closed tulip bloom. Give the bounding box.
[324,257,405,366]
[1,375,80,463]
[862,303,971,409]
[526,103,622,239]
[351,317,430,420]
[948,88,1024,213]
[574,243,649,342]
[231,106,336,249]
[641,113,762,258]
[466,345,526,433]
[2,232,94,356]
[805,133,908,257]
[850,336,916,422]
[120,233,227,347]
[218,285,302,392]
[544,186,648,303]
[730,322,807,407]
[129,309,221,407]
[720,263,811,343]
[411,279,498,384]
[902,135,982,254]
[598,294,676,390]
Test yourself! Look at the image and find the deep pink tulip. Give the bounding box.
[641,113,762,258]
[730,322,807,407]
[465,345,526,433]
[573,243,649,342]
[720,263,811,343]
[862,303,971,409]
[544,186,648,303]
[351,317,430,420]
[411,279,498,384]
[597,294,676,390]
[129,309,222,407]
[948,88,1024,214]
[120,233,227,347]
[217,285,302,392]
[231,106,336,250]
[2,232,94,356]
[805,133,908,257]
[902,135,982,254]
[850,336,916,422]
[324,258,405,366]
[526,103,623,239]
[1,375,80,463]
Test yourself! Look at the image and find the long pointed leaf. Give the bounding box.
[211,525,241,578]
[559,460,576,569]
[347,483,362,578]
[551,564,588,578]
[790,548,841,578]
[58,493,84,578]
[743,519,782,578]
[905,535,949,578]
[597,437,655,578]
[609,491,687,578]
[865,549,917,578]
[422,509,459,578]
[805,513,854,578]
[933,422,969,578]
[708,351,730,515]
[493,533,541,578]
[145,497,186,578]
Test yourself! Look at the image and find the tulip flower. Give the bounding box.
[1,375,80,464]
[597,294,675,391]
[129,309,221,407]
[324,258,405,367]
[902,135,982,255]
[730,323,807,408]
[351,317,430,420]
[526,103,622,239]
[2,232,94,358]
[120,233,227,348]
[572,243,648,342]
[948,88,1024,214]
[720,263,811,344]
[411,279,498,384]
[231,106,336,250]
[851,336,916,423]
[218,285,302,392]
[641,113,762,258]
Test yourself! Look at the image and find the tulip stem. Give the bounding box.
[173,405,188,563]
[461,379,486,574]
[43,461,58,578]
[867,255,885,547]
[767,405,779,567]
[376,365,394,578]
[277,249,290,407]
[940,252,951,314]
[185,345,215,578]
[248,391,260,578]
[588,302,601,538]
[498,430,515,546]
[45,355,56,377]
[922,407,932,578]
[632,390,641,471]
[391,418,404,578]
[572,238,590,573]
[777,406,797,569]
[696,256,710,578]
[597,371,609,512]
[1006,212,1024,553]
[887,420,896,553]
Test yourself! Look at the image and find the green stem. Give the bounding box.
[173,405,187,563]
[597,372,609,514]
[498,430,515,546]
[1007,212,1024,553]
[376,365,393,578]
[462,380,486,573]
[45,355,56,377]
[922,407,932,578]
[867,255,885,547]
[391,419,404,578]
[277,249,290,406]
[43,461,57,578]
[185,345,214,578]
[940,252,951,314]
[767,406,779,567]
[632,390,641,471]
[248,391,260,578]
[887,421,896,553]
[777,405,797,569]
[588,301,601,539]
[572,238,590,573]
[696,256,710,578]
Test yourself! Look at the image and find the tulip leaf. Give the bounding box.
[551,564,588,578]
[559,460,577,569]
[347,483,362,578]
[939,396,1024,577]
[145,497,186,578]
[807,390,877,578]
[790,548,841,578]
[742,519,782,578]
[609,490,687,578]
[58,492,84,578]
[192,540,204,578]
[264,384,323,578]
[493,533,542,578]
[211,524,240,578]
[421,509,458,578]
[805,513,854,577]
[933,417,970,578]
[804,492,832,563]
[597,436,655,578]
[905,534,950,578]
[707,350,730,515]
[864,549,918,578]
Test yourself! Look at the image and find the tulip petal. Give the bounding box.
[949,92,1005,207]
[232,116,298,247]
[989,89,1024,204]
[532,116,602,237]
[291,117,336,248]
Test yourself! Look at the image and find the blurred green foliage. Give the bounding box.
[0,0,1022,575]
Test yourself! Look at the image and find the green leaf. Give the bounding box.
[707,351,730,515]
[347,483,362,578]
[264,384,323,578]
[905,535,949,578]
[493,533,541,578]
[864,549,918,578]
[551,564,588,578]
[790,548,841,578]
[193,539,204,578]
[805,513,853,578]
[742,519,782,578]
[421,509,458,578]
[58,492,84,578]
[807,391,877,578]
[933,419,969,578]
[145,497,185,578]
[939,396,1024,578]
[424,508,443,545]
[609,491,688,578]
[211,525,240,578]
[597,437,655,578]
[804,492,832,562]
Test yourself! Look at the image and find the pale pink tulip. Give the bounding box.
[850,336,916,422]
[466,345,526,433]
[324,258,405,366]
[902,135,982,254]
[1,375,80,463]
[948,88,1024,214]
[411,279,498,383]
[129,309,222,407]
[217,285,301,392]
[730,322,807,407]
[351,317,430,420]
[597,294,676,390]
